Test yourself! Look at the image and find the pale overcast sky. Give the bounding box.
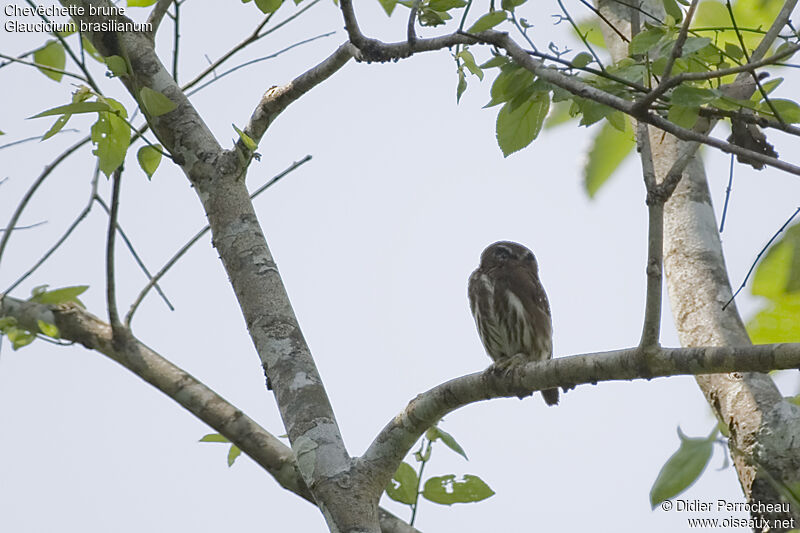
[1,1,799,532]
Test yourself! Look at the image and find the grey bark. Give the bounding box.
[596,0,800,527]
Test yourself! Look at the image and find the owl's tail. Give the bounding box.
[541,388,559,406]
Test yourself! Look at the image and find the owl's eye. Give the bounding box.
[494,246,512,259]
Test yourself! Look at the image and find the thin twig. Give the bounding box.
[526,49,649,93]
[633,0,700,112]
[93,195,174,312]
[3,171,100,295]
[556,0,605,72]
[408,0,421,44]
[723,207,800,310]
[636,121,664,349]
[181,0,321,94]
[23,0,100,93]
[185,32,335,97]
[0,136,89,268]
[698,106,800,138]
[125,155,312,325]
[510,12,537,53]
[0,52,87,83]
[106,167,123,330]
[0,221,46,233]
[576,0,629,43]
[719,154,735,233]
[725,0,786,125]
[0,130,81,151]
[172,0,180,82]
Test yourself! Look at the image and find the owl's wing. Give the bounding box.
[468,269,505,360]
[498,265,553,357]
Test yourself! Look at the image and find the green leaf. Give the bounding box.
[584,118,634,198]
[457,49,483,80]
[105,55,129,78]
[575,18,607,49]
[753,78,783,101]
[571,52,593,69]
[42,114,71,141]
[429,0,467,10]
[385,462,419,505]
[137,145,163,179]
[29,285,89,306]
[671,85,715,106]
[139,87,177,117]
[30,101,112,119]
[662,0,683,22]
[577,98,613,127]
[501,0,527,11]
[7,327,36,350]
[254,0,283,13]
[91,99,131,177]
[747,295,800,344]
[751,224,800,298]
[496,92,549,157]
[480,55,508,69]
[81,37,104,63]
[650,427,716,508]
[759,99,800,124]
[37,320,60,339]
[724,42,744,60]
[34,40,66,82]
[485,65,534,108]
[422,474,495,505]
[456,67,467,103]
[668,104,699,129]
[427,426,468,460]
[605,111,627,133]
[680,37,711,57]
[227,445,242,466]
[544,100,574,129]
[232,124,258,151]
[467,11,506,33]
[199,433,231,443]
[377,0,397,15]
[629,28,665,56]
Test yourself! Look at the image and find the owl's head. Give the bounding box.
[479,241,538,271]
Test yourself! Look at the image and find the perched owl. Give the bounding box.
[468,241,558,406]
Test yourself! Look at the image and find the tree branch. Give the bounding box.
[60,2,360,527]
[632,0,700,113]
[146,0,173,36]
[105,167,124,331]
[0,295,420,533]
[0,135,88,270]
[636,122,664,349]
[362,342,800,489]
[125,155,312,326]
[245,42,356,144]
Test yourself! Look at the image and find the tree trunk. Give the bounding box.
[597,0,800,528]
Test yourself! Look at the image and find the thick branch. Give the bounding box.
[58,1,360,528]
[246,42,356,144]
[636,122,664,349]
[329,14,800,175]
[362,343,800,489]
[597,0,800,527]
[146,0,173,36]
[0,296,420,533]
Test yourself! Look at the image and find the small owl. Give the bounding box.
[468,241,558,406]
